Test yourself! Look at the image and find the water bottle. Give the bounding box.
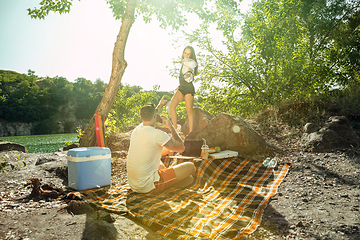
[269,157,277,168]
[263,157,277,168]
[263,157,271,166]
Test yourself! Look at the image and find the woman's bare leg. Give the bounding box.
[184,94,194,133]
[169,90,184,128]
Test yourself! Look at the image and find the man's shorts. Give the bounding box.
[149,168,177,194]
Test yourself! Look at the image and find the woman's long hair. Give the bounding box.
[182,46,198,75]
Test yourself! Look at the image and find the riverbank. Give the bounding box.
[0,121,359,239]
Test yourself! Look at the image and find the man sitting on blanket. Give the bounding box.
[127,99,196,194]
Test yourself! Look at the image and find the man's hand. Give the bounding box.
[159,95,167,106]
[156,95,168,113]
[160,115,184,147]
[159,115,172,129]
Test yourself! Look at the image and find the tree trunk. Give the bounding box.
[79,0,137,147]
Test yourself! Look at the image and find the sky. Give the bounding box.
[0,0,252,92]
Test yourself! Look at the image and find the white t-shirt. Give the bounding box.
[181,58,197,83]
[126,124,171,193]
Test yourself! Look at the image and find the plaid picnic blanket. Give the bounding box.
[83,156,290,239]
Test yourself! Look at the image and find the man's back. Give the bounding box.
[127,124,170,193]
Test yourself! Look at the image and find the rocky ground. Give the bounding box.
[0,124,359,240]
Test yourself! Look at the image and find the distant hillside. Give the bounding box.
[0,70,106,135]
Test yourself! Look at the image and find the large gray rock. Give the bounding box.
[301,116,360,152]
[303,123,321,134]
[62,143,80,151]
[186,113,270,160]
[0,121,33,137]
[106,132,132,152]
[180,108,214,136]
[0,140,26,152]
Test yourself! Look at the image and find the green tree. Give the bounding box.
[107,84,158,131]
[72,77,106,119]
[0,70,109,134]
[325,7,360,87]
[28,0,229,147]
[49,76,72,108]
[186,0,360,117]
[0,70,51,122]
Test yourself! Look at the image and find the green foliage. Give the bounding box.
[72,78,106,119]
[105,83,196,133]
[0,70,106,134]
[1,154,26,174]
[253,70,360,131]
[64,126,82,146]
[64,126,83,148]
[28,0,206,31]
[0,70,48,122]
[64,121,74,133]
[136,0,204,30]
[76,125,83,140]
[184,0,360,118]
[31,117,59,135]
[106,84,159,132]
[27,0,73,19]
[25,0,360,133]
[177,101,191,120]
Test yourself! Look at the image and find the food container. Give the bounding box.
[67,147,111,190]
[209,150,238,159]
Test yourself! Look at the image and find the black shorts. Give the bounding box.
[178,82,195,96]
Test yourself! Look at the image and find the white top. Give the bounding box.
[181,58,197,83]
[126,124,171,193]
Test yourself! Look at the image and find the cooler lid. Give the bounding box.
[67,147,111,158]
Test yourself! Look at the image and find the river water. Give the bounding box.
[0,133,78,153]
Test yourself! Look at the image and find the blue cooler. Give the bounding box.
[67,147,111,190]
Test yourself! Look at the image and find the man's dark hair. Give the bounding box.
[140,103,156,121]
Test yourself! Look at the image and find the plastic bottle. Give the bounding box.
[262,157,271,166]
[263,157,277,168]
[269,157,277,168]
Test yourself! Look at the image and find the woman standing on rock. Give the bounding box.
[169,46,198,134]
